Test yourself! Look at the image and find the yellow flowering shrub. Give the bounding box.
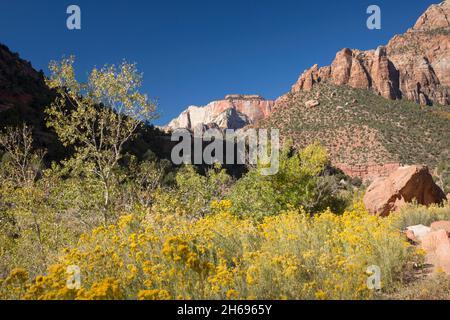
[0,200,418,300]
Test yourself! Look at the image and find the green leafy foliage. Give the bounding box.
[152,163,233,218]
[260,82,450,168]
[228,142,348,220]
[45,57,158,222]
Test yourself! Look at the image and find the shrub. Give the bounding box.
[151,164,232,218]
[0,201,417,300]
[228,143,348,220]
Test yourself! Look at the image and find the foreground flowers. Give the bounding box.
[0,201,420,300]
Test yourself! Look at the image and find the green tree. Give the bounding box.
[228,142,346,220]
[45,57,157,223]
[0,126,75,276]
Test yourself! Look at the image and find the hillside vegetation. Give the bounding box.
[259,82,450,168]
[1,59,449,301]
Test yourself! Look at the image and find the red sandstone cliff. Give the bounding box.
[285,1,450,106]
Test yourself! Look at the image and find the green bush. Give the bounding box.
[228,142,348,220]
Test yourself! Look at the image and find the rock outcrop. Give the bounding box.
[363,165,446,216]
[336,162,400,182]
[165,95,274,132]
[406,222,450,275]
[0,44,49,114]
[288,1,450,106]
[0,44,63,157]
[168,2,449,135]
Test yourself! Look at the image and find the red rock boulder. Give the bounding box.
[431,221,450,235]
[421,229,450,275]
[363,165,446,216]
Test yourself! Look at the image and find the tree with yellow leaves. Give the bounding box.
[45,57,157,223]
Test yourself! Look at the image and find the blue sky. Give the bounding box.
[0,0,439,125]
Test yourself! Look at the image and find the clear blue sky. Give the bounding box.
[0,0,440,125]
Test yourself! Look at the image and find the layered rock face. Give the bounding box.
[0,44,49,113]
[165,95,274,131]
[167,2,449,134]
[289,1,450,105]
[336,162,401,181]
[0,44,61,156]
[363,165,446,217]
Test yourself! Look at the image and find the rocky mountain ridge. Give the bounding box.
[1,2,449,180]
[0,44,64,157]
[0,44,49,113]
[167,1,450,133]
[165,95,274,132]
[280,1,450,107]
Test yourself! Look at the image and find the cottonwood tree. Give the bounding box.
[45,57,157,223]
[435,151,449,194]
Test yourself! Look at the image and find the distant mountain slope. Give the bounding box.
[1,1,449,176]
[167,1,450,139]
[258,82,450,172]
[165,95,274,132]
[0,44,65,158]
[286,1,450,106]
[253,1,450,178]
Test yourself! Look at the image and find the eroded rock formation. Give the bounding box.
[165,95,274,131]
[363,165,446,216]
[288,1,450,105]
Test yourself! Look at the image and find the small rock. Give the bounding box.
[405,230,417,242]
[421,229,449,251]
[305,99,320,108]
[407,225,432,240]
